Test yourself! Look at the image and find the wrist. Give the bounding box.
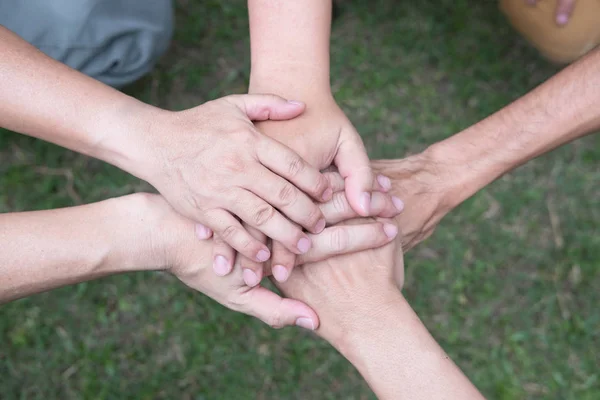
[329,289,409,365]
[90,97,169,181]
[320,284,405,351]
[249,62,332,100]
[99,193,171,274]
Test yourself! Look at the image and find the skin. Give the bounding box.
[0,186,398,329]
[371,46,600,251]
[0,25,334,264]
[209,0,402,285]
[277,227,485,399]
[525,0,578,25]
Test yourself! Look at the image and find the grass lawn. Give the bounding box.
[1,0,599,398]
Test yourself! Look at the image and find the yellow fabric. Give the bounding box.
[500,0,600,63]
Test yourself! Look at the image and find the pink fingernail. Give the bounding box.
[315,218,326,233]
[383,223,398,239]
[295,317,315,330]
[322,187,333,202]
[287,100,304,106]
[377,175,391,191]
[392,196,404,212]
[243,269,260,287]
[195,224,212,240]
[360,192,371,214]
[213,255,230,276]
[256,249,270,262]
[556,14,568,25]
[272,265,289,282]
[297,237,311,254]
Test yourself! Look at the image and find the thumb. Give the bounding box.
[225,94,306,121]
[242,286,319,330]
[335,133,374,217]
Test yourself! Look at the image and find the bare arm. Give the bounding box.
[372,47,600,250]
[278,235,484,399]
[0,25,337,263]
[248,0,332,98]
[0,195,162,303]
[333,292,484,400]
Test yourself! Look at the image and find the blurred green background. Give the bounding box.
[1,0,599,398]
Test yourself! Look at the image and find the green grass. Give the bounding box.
[1,0,599,398]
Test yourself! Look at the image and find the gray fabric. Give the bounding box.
[0,0,174,87]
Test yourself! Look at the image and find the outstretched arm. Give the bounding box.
[278,233,484,399]
[372,47,600,250]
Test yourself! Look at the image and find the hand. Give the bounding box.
[525,0,577,25]
[275,218,404,342]
[128,94,333,266]
[371,150,465,251]
[232,170,403,286]
[142,194,397,329]
[255,94,376,216]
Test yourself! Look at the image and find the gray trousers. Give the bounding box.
[0,0,174,88]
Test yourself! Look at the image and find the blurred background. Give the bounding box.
[1,0,599,398]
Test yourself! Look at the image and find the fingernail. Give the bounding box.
[322,187,333,202]
[315,218,326,233]
[295,317,315,330]
[556,14,568,25]
[377,175,391,191]
[360,192,371,214]
[383,223,398,239]
[243,269,260,287]
[195,224,212,240]
[392,196,404,212]
[256,249,270,262]
[272,265,289,282]
[297,237,311,254]
[213,255,230,276]
[287,100,304,106]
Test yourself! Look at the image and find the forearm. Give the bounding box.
[0,26,157,175]
[248,0,332,98]
[428,47,600,205]
[330,292,484,400]
[0,195,163,303]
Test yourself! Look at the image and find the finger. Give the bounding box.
[525,0,538,6]
[375,174,392,192]
[206,209,271,262]
[334,133,375,216]
[320,191,404,225]
[212,235,235,276]
[230,189,313,255]
[323,171,345,193]
[297,221,398,264]
[242,286,319,330]
[237,224,267,287]
[325,171,391,193]
[555,0,576,25]
[247,167,326,234]
[225,93,306,121]
[271,241,296,283]
[256,137,332,203]
[195,223,214,240]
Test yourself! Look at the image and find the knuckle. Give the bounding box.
[252,204,276,226]
[221,225,238,241]
[305,205,322,227]
[329,227,350,252]
[332,192,350,214]
[267,311,284,329]
[278,183,298,205]
[286,155,305,177]
[221,153,246,173]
